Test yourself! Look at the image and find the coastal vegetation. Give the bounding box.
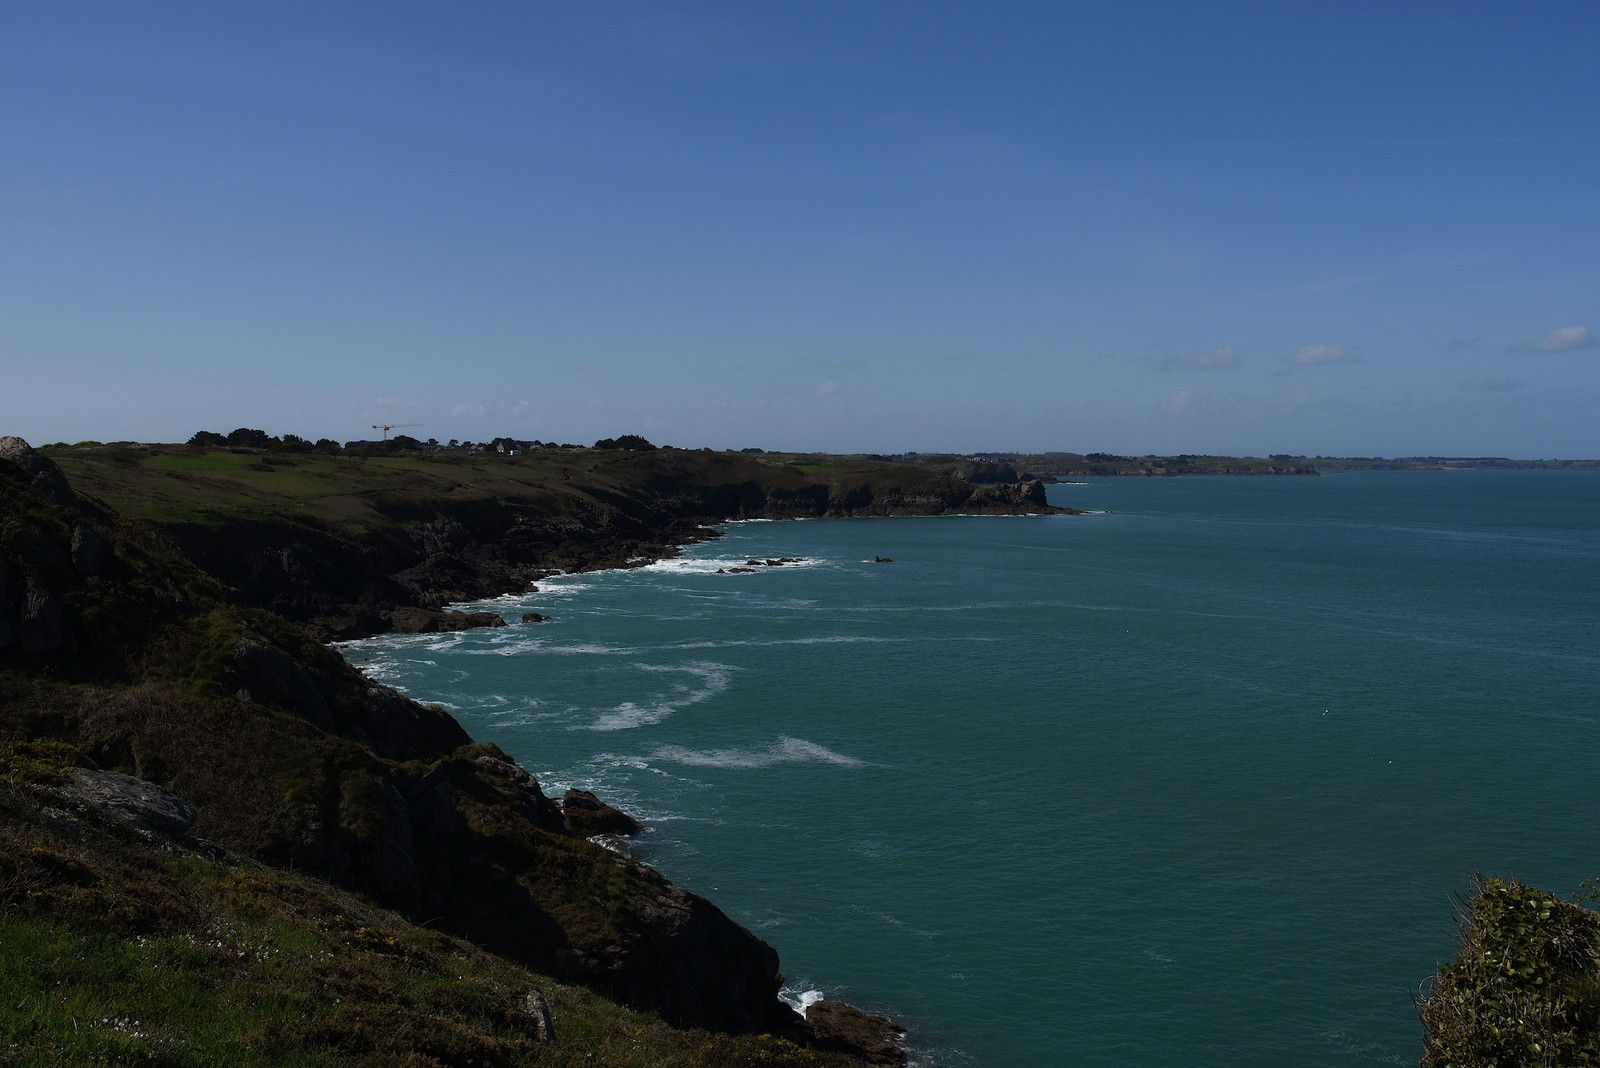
[1418,877,1600,1066]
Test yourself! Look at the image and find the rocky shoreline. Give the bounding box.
[60,449,1066,642]
[1,439,1067,1064]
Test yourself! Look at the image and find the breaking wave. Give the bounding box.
[582,662,734,731]
[648,736,863,769]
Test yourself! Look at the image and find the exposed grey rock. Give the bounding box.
[474,754,537,790]
[0,436,78,509]
[71,525,108,577]
[474,756,567,833]
[521,612,550,623]
[524,991,559,1047]
[66,769,197,838]
[1017,478,1049,507]
[19,579,63,656]
[229,639,335,732]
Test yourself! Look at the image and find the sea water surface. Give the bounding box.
[344,471,1600,1067]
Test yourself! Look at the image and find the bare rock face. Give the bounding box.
[228,639,335,732]
[19,578,64,657]
[523,991,559,1047]
[65,769,198,838]
[0,558,15,651]
[562,788,644,836]
[0,436,78,510]
[71,525,108,577]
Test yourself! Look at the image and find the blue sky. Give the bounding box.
[4,2,1597,456]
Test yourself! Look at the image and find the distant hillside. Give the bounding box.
[840,450,1598,479]
[45,441,1066,640]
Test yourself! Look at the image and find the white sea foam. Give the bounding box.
[670,634,911,650]
[445,637,637,657]
[638,555,823,576]
[649,735,863,769]
[510,579,595,599]
[581,662,734,731]
[541,641,638,656]
[779,985,826,1017]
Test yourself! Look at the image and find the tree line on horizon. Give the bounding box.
[184,428,658,454]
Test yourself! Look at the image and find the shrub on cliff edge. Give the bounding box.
[1419,875,1600,1066]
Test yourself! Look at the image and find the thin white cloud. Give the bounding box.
[816,381,840,396]
[1505,326,1598,353]
[1460,373,1520,392]
[1161,347,1240,372]
[1448,336,1482,353]
[1161,390,1195,415]
[1291,345,1363,366]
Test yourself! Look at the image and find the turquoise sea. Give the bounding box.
[344,471,1600,1067]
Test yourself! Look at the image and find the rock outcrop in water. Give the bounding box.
[562,788,646,837]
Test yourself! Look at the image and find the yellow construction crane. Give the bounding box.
[371,423,423,440]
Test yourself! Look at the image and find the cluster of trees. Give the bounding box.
[591,435,656,452]
[188,429,344,453]
[187,429,659,455]
[188,428,445,454]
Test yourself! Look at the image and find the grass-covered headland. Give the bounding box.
[2,436,952,1065]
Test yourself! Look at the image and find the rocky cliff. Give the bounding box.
[0,440,856,1045]
[48,443,1068,639]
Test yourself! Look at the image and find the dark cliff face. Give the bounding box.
[47,446,1065,640]
[0,453,798,1036]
